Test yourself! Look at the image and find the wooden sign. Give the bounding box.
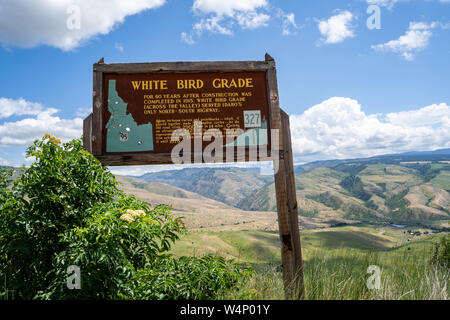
[84,57,278,166]
[83,54,304,299]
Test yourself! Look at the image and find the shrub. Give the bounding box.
[134,255,252,300]
[431,235,450,269]
[0,135,247,300]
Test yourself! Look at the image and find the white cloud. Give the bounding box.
[289,97,450,162]
[367,0,450,8]
[0,157,11,166]
[0,98,82,146]
[189,0,269,38]
[366,0,402,10]
[276,9,299,36]
[193,16,234,36]
[181,32,196,45]
[371,21,437,60]
[0,0,166,51]
[0,97,46,119]
[183,0,295,43]
[193,0,268,16]
[317,11,356,45]
[235,11,270,29]
[76,107,91,118]
[114,43,124,52]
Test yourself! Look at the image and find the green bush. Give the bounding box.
[431,235,450,269]
[134,255,252,300]
[0,135,249,300]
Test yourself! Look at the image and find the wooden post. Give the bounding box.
[83,113,93,154]
[267,54,304,299]
[281,109,304,299]
[91,58,104,156]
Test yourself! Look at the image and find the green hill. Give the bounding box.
[137,167,273,208]
[242,162,450,224]
[126,151,450,226]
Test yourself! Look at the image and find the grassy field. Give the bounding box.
[169,226,449,300]
[118,169,449,300]
[430,171,450,190]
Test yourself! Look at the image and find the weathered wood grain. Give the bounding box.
[83,113,93,153]
[281,109,304,299]
[94,60,271,74]
[96,151,273,166]
[91,67,103,155]
[266,54,298,299]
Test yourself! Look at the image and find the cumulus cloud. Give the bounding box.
[0,98,82,146]
[181,32,196,45]
[0,0,166,51]
[276,9,299,36]
[193,16,234,36]
[182,0,297,43]
[0,97,47,119]
[366,0,450,9]
[371,21,437,60]
[317,11,356,45]
[366,0,402,10]
[0,157,11,166]
[188,0,269,39]
[235,11,270,30]
[193,0,267,16]
[289,97,450,162]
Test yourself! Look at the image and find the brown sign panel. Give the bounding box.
[85,56,281,166]
[102,71,270,155]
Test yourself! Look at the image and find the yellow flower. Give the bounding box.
[135,209,146,217]
[126,209,146,218]
[44,133,62,145]
[120,213,134,223]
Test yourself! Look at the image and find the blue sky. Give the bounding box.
[0,0,449,174]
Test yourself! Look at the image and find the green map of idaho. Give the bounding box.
[106,79,153,152]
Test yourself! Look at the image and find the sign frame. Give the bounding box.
[83,54,304,299]
[84,56,277,166]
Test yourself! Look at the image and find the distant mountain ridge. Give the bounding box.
[129,149,450,225]
[137,167,273,208]
[294,148,450,173]
[380,148,450,156]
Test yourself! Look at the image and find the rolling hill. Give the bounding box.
[126,149,450,226]
[116,175,278,231]
[242,162,450,224]
[136,167,273,208]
